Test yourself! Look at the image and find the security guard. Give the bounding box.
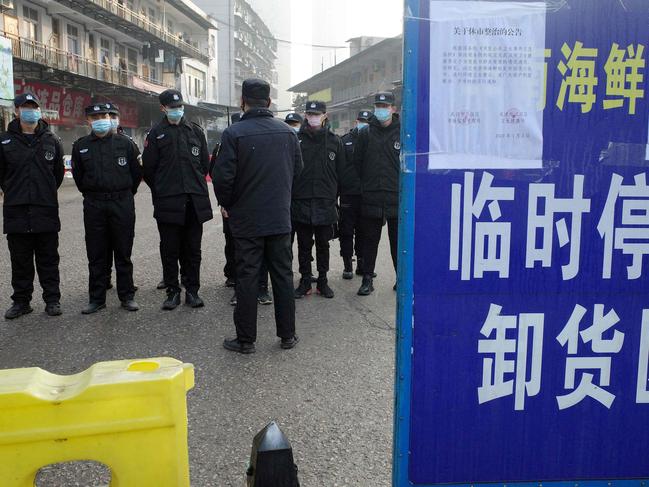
[213,78,302,353]
[293,101,345,299]
[142,89,212,310]
[72,102,141,314]
[0,93,64,319]
[339,110,372,279]
[284,113,303,132]
[354,91,401,296]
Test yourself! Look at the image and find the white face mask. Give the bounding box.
[306,114,324,128]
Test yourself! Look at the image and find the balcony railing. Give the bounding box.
[6,33,173,91]
[54,0,208,62]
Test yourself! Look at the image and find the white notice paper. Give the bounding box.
[428,1,546,170]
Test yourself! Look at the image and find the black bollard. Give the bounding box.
[246,421,300,487]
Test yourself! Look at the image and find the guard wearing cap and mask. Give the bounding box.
[142,89,212,311]
[213,78,302,354]
[284,113,303,132]
[292,101,345,299]
[339,110,372,280]
[71,102,142,314]
[0,93,65,319]
[354,91,401,296]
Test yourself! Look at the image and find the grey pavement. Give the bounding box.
[0,180,397,487]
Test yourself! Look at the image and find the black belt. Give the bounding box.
[84,190,131,201]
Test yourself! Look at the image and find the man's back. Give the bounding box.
[213,108,303,237]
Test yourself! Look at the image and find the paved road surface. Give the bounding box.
[0,180,397,486]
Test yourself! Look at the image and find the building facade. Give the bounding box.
[0,0,225,149]
[289,36,403,134]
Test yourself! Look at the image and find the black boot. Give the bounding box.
[162,291,181,310]
[357,276,374,296]
[317,276,335,298]
[355,257,364,276]
[82,302,106,315]
[185,292,205,308]
[294,276,313,299]
[5,302,33,320]
[342,257,354,280]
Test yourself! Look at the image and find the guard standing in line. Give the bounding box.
[354,92,401,296]
[284,113,303,132]
[213,78,302,354]
[292,101,345,299]
[142,89,212,310]
[71,102,141,314]
[339,110,372,279]
[0,93,64,319]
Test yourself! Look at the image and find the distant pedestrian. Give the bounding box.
[292,101,345,299]
[142,89,212,310]
[213,78,302,354]
[71,102,141,314]
[0,93,65,319]
[339,110,372,279]
[354,92,401,296]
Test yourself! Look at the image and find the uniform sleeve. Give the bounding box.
[199,128,210,176]
[53,137,65,189]
[141,130,158,191]
[70,141,84,193]
[353,127,368,181]
[209,142,220,176]
[0,145,6,194]
[335,137,346,197]
[212,129,237,208]
[292,134,303,182]
[128,138,143,194]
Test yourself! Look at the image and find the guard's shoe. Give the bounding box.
[162,292,181,310]
[45,302,62,317]
[230,293,237,306]
[225,277,236,288]
[156,280,167,290]
[357,276,375,296]
[294,277,313,299]
[223,338,256,354]
[281,335,300,350]
[393,282,397,291]
[133,284,139,292]
[257,289,273,305]
[185,292,205,308]
[121,300,139,312]
[82,302,106,315]
[317,277,335,299]
[106,281,114,290]
[343,258,354,280]
[5,302,33,320]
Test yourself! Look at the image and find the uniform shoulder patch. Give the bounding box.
[79,148,89,154]
[1,139,11,145]
[329,151,336,161]
[345,141,353,146]
[156,133,166,140]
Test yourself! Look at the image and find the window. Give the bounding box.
[51,18,60,48]
[66,24,79,55]
[100,38,111,64]
[127,48,138,73]
[186,65,206,98]
[21,6,39,41]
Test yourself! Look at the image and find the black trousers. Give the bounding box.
[360,217,398,276]
[233,233,295,343]
[339,194,363,260]
[83,196,136,303]
[293,221,333,277]
[157,199,203,295]
[7,232,60,305]
[224,216,268,289]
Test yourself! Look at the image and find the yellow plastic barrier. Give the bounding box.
[0,357,195,487]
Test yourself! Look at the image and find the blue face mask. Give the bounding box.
[357,122,368,130]
[166,107,184,123]
[110,118,120,131]
[374,108,392,123]
[292,126,300,133]
[20,108,41,124]
[91,119,112,135]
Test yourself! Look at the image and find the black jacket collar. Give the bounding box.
[7,118,50,138]
[241,108,274,121]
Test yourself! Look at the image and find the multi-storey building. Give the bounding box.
[289,36,403,134]
[0,0,224,149]
[209,0,277,108]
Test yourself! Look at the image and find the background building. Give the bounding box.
[289,36,402,133]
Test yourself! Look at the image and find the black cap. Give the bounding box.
[231,112,241,124]
[242,78,270,99]
[284,113,303,124]
[159,89,183,107]
[305,101,326,114]
[374,91,395,105]
[107,102,120,115]
[14,93,40,108]
[84,103,112,116]
[357,110,372,121]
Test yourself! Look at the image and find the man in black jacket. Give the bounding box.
[213,78,302,354]
[293,101,345,299]
[354,92,401,296]
[339,110,372,279]
[142,89,212,311]
[0,93,64,319]
[72,102,142,314]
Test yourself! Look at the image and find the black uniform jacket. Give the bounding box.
[353,114,401,219]
[0,119,65,234]
[212,108,303,238]
[292,123,345,226]
[142,116,212,225]
[71,131,142,197]
[340,128,361,196]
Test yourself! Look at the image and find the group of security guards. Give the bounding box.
[0,80,400,353]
